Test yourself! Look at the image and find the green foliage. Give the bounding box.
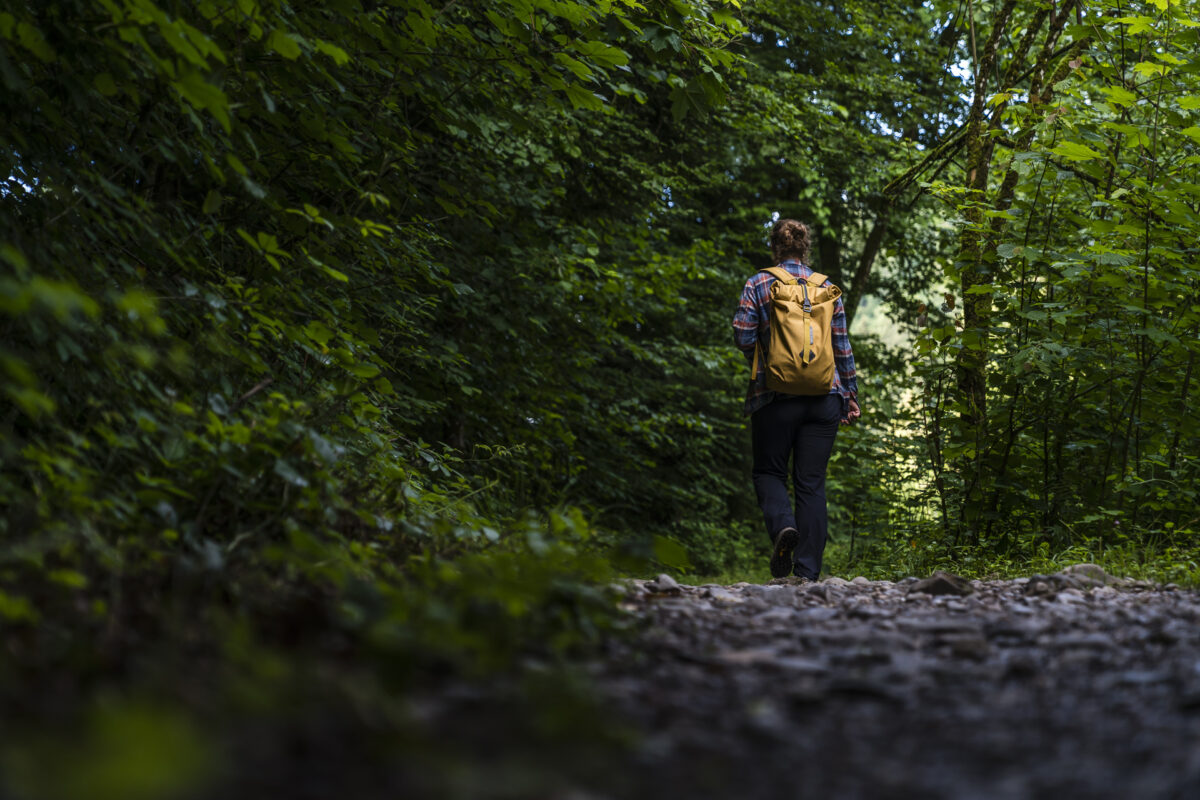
[0,0,740,790]
[847,0,1200,581]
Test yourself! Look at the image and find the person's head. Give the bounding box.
[769,218,811,264]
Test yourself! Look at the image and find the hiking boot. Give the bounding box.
[769,527,800,579]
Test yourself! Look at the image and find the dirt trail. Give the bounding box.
[592,568,1200,799]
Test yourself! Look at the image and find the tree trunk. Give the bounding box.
[843,206,888,328]
[954,0,1018,535]
[817,203,844,283]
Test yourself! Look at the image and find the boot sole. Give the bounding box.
[770,528,800,579]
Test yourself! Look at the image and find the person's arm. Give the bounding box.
[830,294,860,424]
[732,278,760,364]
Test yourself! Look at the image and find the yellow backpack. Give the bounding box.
[751,267,842,396]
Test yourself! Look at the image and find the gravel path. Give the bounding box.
[593,567,1200,799]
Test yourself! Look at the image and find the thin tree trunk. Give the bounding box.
[954,0,1018,536]
[843,206,889,328]
[818,203,844,282]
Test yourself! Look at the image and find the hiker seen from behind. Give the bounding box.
[732,218,861,581]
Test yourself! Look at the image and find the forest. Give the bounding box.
[2,0,1200,796]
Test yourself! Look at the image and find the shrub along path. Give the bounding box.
[590,567,1200,799]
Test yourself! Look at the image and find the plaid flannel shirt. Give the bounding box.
[732,259,859,416]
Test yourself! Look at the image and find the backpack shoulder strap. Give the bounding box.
[807,272,828,285]
[760,266,796,284]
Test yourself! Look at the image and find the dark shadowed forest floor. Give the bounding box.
[66,566,1199,800]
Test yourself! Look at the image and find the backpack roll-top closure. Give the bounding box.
[750,266,841,396]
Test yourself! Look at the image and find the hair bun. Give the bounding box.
[770,218,811,263]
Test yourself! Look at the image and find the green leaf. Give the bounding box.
[1132,61,1169,79]
[1114,15,1156,35]
[349,362,381,379]
[6,387,55,420]
[267,29,302,60]
[94,73,119,97]
[652,535,692,570]
[1,244,28,270]
[0,591,37,621]
[304,320,334,346]
[1051,142,1103,161]
[572,40,629,68]
[172,71,231,133]
[315,39,350,65]
[406,12,436,45]
[321,265,349,282]
[16,21,55,62]
[565,83,604,111]
[1102,85,1137,107]
[48,569,88,589]
[555,53,593,81]
[201,189,223,214]
[236,228,259,250]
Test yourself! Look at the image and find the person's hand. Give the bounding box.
[840,398,861,426]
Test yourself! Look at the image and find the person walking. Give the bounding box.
[732,219,860,580]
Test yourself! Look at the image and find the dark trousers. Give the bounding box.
[751,394,841,579]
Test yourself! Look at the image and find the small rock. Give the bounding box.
[851,576,871,586]
[1117,670,1169,686]
[823,576,851,587]
[1056,589,1087,605]
[1024,574,1070,598]
[744,584,791,605]
[908,571,974,597]
[802,583,829,600]
[774,656,828,674]
[707,587,745,604]
[650,573,680,593]
[1060,563,1119,587]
